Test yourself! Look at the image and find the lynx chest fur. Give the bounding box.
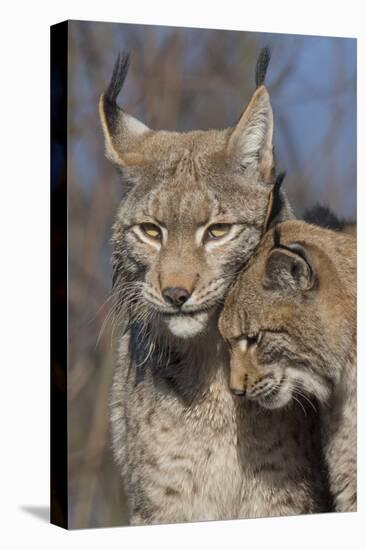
[111,329,327,524]
[111,333,243,523]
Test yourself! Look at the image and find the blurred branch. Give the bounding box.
[72,349,114,528]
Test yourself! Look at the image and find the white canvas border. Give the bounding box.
[0,1,363,549]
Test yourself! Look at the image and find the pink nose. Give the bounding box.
[162,287,191,308]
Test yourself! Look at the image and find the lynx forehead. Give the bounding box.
[100,52,292,339]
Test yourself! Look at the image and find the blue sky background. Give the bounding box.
[69,22,356,219]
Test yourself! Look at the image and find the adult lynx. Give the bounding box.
[98,50,330,525]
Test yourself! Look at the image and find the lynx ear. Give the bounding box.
[263,244,315,292]
[227,86,274,181]
[99,52,150,167]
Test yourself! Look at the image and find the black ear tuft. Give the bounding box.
[105,51,131,105]
[304,203,345,231]
[255,46,271,88]
[266,172,286,230]
[274,171,286,190]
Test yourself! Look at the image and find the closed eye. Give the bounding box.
[248,332,264,346]
[205,223,232,241]
[231,332,263,349]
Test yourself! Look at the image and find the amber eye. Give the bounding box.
[140,223,162,240]
[206,224,231,240]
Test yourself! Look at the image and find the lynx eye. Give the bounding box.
[206,224,231,240]
[248,332,263,346]
[140,223,162,240]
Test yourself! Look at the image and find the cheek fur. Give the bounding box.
[286,367,331,404]
[258,376,294,410]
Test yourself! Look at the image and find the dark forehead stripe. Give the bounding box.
[175,149,199,177]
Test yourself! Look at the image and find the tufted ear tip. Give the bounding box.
[255,46,271,88]
[227,84,274,181]
[104,51,131,105]
[254,84,270,102]
[99,55,150,169]
[99,93,125,166]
